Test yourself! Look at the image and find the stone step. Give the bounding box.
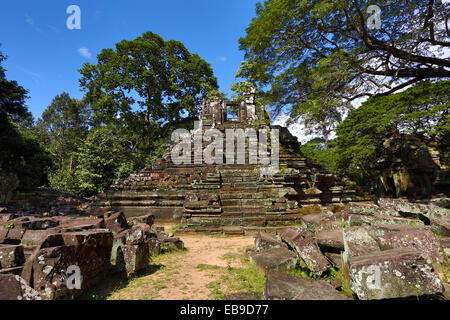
[222,205,265,213]
[220,176,260,182]
[105,192,185,200]
[106,200,185,207]
[184,207,222,214]
[184,201,221,209]
[219,192,264,200]
[221,199,273,206]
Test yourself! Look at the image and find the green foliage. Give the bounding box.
[79,31,218,151]
[300,138,339,172]
[74,127,124,196]
[334,80,449,179]
[0,47,32,123]
[0,49,52,192]
[47,168,80,195]
[303,80,449,185]
[35,92,90,170]
[238,0,450,138]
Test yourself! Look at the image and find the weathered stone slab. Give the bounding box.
[377,198,421,216]
[280,226,312,243]
[263,270,350,300]
[0,274,41,300]
[22,245,78,299]
[125,225,147,245]
[281,227,330,276]
[12,217,60,230]
[223,226,244,236]
[255,231,285,252]
[146,238,161,256]
[370,225,443,263]
[342,202,385,216]
[110,229,128,265]
[105,211,129,233]
[343,227,380,263]
[22,229,113,299]
[132,214,155,227]
[116,243,149,277]
[4,228,25,244]
[59,216,105,230]
[431,216,450,237]
[378,198,449,220]
[0,229,8,243]
[325,252,343,269]
[317,229,344,253]
[38,233,65,249]
[348,248,444,300]
[161,237,184,252]
[345,213,424,227]
[0,244,25,269]
[300,211,337,232]
[290,237,330,276]
[21,230,64,249]
[250,247,298,273]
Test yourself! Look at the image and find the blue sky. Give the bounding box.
[0,0,260,119]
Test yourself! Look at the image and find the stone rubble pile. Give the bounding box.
[0,207,184,300]
[240,198,449,300]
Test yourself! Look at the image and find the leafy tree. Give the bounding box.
[79,31,218,152]
[0,49,31,123]
[238,0,450,138]
[35,93,91,170]
[73,127,122,196]
[0,49,51,192]
[333,80,449,183]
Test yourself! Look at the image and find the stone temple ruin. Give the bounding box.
[1,90,449,300]
[92,88,360,234]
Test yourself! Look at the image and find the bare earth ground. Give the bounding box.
[95,225,259,300]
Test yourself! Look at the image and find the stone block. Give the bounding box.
[0,274,41,300]
[348,248,444,300]
[250,247,298,273]
[255,231,285,252]
[263,270,350,300]
[0,244,25,269]
[317,229,344,253]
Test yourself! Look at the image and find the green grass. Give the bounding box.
[202,259,265,300]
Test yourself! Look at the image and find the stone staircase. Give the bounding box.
[91,91,363,234]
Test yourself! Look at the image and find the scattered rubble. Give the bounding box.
[0,206,184,299]
[242,198,449,300]
[1,195,449,300]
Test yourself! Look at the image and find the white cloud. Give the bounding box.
[25,13,44,34]
[25,14,34,26]
[77,47,92,59]
[273,113,318,145]
[214,56,228,62]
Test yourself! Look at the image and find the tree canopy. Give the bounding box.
[79,31,218,151]
[35,92,91,170]
[238,0,450,138]
[305,80,450,185]
[0,49,51,191]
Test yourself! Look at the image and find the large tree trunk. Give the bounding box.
[144,107,154,152]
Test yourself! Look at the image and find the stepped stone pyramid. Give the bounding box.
[92,88,358,233]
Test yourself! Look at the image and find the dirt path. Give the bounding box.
[104,231,256,300]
